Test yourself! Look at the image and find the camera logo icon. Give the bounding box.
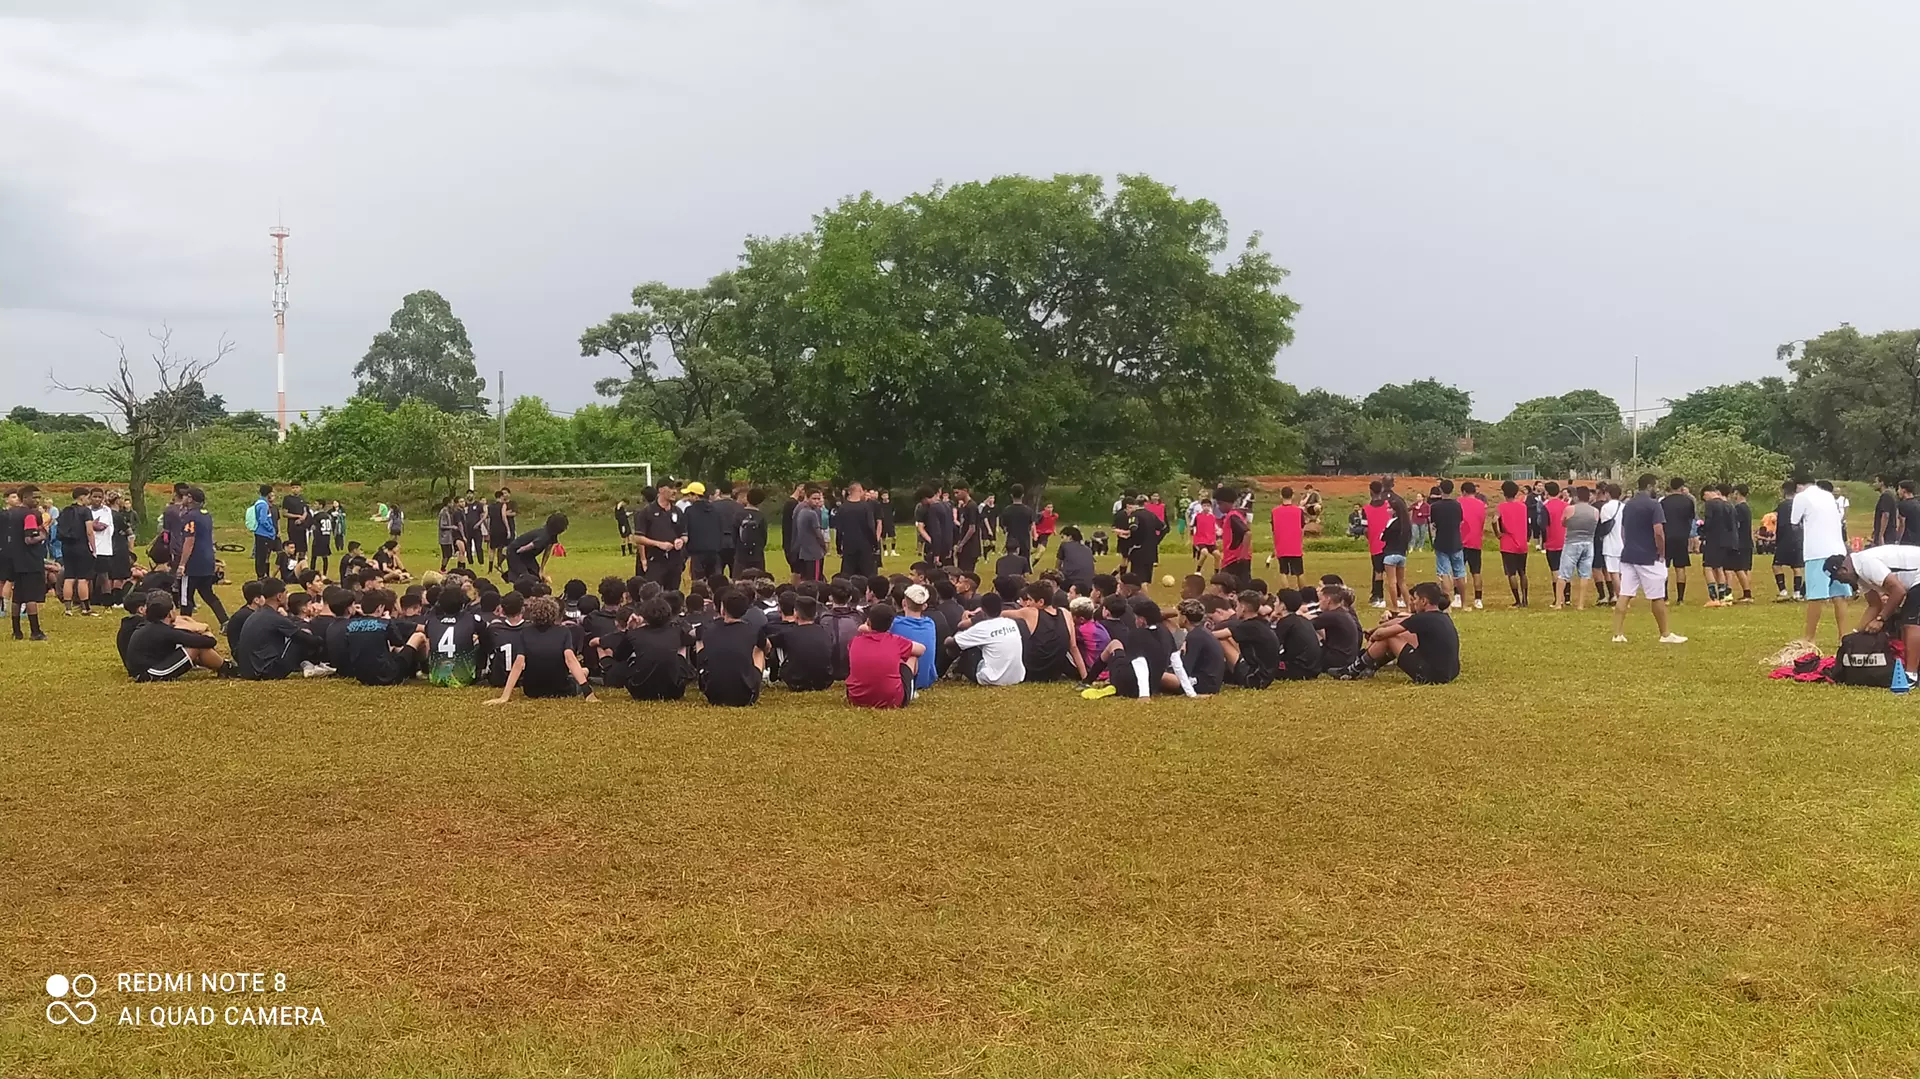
[45,973,98,1026]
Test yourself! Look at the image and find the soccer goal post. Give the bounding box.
[468,462,653,492]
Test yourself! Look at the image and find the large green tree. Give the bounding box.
[1653,425,1792,492]
[766,173,1299,488]
[1637,377,1807,462]
[580,278,771,481]
[4,406,105,434]
[1782,325,1920,477]
[354,290,487,414]
[1481,390,1626,475]
[1291,390,1366,473]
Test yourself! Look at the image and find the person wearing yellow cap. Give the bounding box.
[683,481,725,581]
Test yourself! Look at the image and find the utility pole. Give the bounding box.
[497,370,507,466]
[1630,355,1639,462]
[270,222,290,441]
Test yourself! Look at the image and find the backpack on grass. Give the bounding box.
[1834,630,1896,688]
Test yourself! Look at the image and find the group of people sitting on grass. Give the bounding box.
[107,538,1461,705]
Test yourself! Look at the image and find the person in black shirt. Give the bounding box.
[1272,588,1322,680]
[506,512,570,583]
[836,482,881,580]
[345,588,428,686]
[237,578,323,679]
[1379,478,1411,611]
[486,490,514,573]
[1000,486,1036,559]
[1129,500,1165,581]
[1699,485,1738,606]
[735,489,769,576]
[769,594,835,691]
[282,482,311,559]
[1873,475,1900,546]
[1216,590,1280,687]
[952,488,983,573]
[714,483,744,577]
[1426,481,1465,607]
[424,586,484,687]
[321,586,357,671]
[481,594,528,688]
[1175,599,1225,695]
[614,498,634,558]
[613,597,693,699]
[1772,481,1804,600]
[1311,583,1363,672]
[126,592,231,681]
[681,481,725,580]
[223,580,266,676]
[697,589,766,706]
[1340,582,1459,684]
[875,490,897,558]
[489,595,595,701]
[1661,478,1696,603]
[914,488,952,566]
[1898,481,1920,547]
[57,487,97,615]
[1729,483,1755,603]
[636,485,687,587]
[995,550,1032,580]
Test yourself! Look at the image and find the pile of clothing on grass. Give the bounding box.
[1766,634,1908,685]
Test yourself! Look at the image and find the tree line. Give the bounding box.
[6,173,1913,501]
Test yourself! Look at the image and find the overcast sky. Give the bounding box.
[3,0,1916,426]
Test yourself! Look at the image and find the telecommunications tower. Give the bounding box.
[270,222,290,441]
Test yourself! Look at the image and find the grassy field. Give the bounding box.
[5,503,1920,1078]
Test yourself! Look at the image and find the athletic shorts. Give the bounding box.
[1666,547,1692,568]
[12,571,48,605]
[1603,554,1620,574]
[1772,552,1802,569]
[1545,548,1562,573]
[312,535,332,558]
[1396,645,1454,685]
[1192,544,1218,556]
[1501,551,1528,575]
[1804,557,1854,601]
[1370,553,1385,574]
[1893,587,1920,630]
[137,646,193,682]
[1462,548,1483,575]
[1617,561,1668,600]
[61,549,93,580]
[1727,549,1754,572]
[1434,550,1466,578]
[1274,555,1302,576]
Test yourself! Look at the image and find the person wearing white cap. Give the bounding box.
[891,583,942,690]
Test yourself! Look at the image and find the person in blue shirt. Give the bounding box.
[890,583,942,690]
[249,484,278,580]
[176,487,230,627]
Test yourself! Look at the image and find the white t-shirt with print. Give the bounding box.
[953,616,1026,686]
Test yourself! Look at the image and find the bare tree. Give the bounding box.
[50,326,235,527]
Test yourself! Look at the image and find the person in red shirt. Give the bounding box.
[1457,480,1489,609]
[1266,486,1306,590]
[1542,480,1569,607]
[1190,495,1220,574]
[1494,479,1532,607]
[1035,503,1058,552]
[1362,480,1392,608]
[845,602,925,709]
[1146,493,1167,523]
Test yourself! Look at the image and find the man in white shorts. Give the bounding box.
[1611,473,1685,644]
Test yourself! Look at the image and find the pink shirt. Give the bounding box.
[1270,504,1304,558]
[846,632,914,708]
[1497,501,1530,554]
[1544,498,1567,551]
[1458,496,1487,551]
[1192,511,1218,545]
[1363,502,1391,556]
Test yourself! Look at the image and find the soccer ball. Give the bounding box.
[1161,574,1176,588]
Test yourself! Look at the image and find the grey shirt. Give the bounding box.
[1562,502,1600,545]
[792,506,828,561]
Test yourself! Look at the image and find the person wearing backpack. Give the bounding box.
[247,485,278,580]
[817,579,864,680]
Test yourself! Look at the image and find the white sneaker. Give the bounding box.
[1659,633,1688,644]
[1473,598,1484,610]
[1611,635,1628,643]
[301,661,336,678]
[1450,595,1462,609]
[1371,599,1386,609]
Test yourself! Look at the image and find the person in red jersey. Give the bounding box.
[1267,486,1305,591]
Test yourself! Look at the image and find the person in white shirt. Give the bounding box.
[1597,482,1623,605]
[1829,545,1920,679]
[1790,478,1851,649]
[947,593,1026,686]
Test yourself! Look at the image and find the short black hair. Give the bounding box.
[722,589,750,619]
[865,602,895,632]
[976,593,1003,618]
[259,577,286,599]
